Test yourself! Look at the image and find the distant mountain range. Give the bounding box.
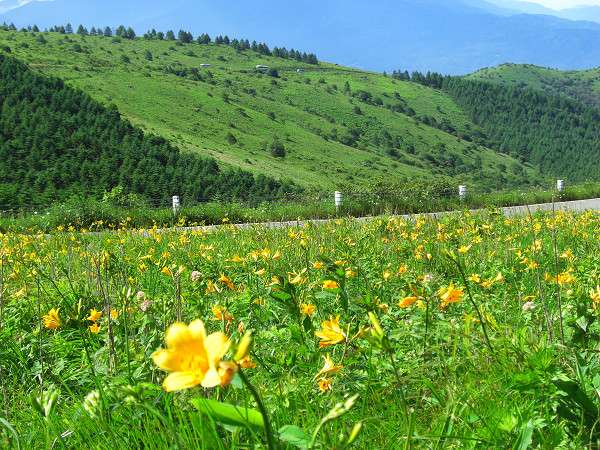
[488,0,600,21]
[3,0,600,74]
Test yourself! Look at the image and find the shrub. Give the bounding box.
[270,138,286,157]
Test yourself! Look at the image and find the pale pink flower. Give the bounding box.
[191,271,202,282]
[522,301,536,312]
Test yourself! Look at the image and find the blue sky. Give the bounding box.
[3,0,600,15]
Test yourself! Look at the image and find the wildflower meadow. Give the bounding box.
[2,210,600,448]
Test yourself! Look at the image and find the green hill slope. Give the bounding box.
[470,63,600,108]
[403,70,600,182]
[0,28,540,191]
[0,53,294,207]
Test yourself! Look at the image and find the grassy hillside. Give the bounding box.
[0,54,294,207]
[471,63,600,107]
[404,70,600,182]
[0,29,540,191]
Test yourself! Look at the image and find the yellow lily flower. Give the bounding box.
[300,303,316,316]
[322,280,339,290]
[152,320,233,392]
[288,268,307,285]
[43,308,61,330]
[399,296,418,308]
[219,274,235,290]
[87,308,102,322]
[318,378,332,392]
[590,286,600,304]
[314,354,342,379]
[315,315,346,347]
[438,283,464,309]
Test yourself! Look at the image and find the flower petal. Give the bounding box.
[165,323,192,349]
[152,349,182,372]
[162,371,201,392]
[204,332,230,366]
[188,320,207,342]
[200,368,222,388]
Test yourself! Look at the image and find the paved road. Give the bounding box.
[166,197,600,234]
[500,197,600,217]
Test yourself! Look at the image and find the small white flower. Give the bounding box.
[140,299,152,312]
[191,271,202,282]
[83,390,100,419]
[522,301,536,312]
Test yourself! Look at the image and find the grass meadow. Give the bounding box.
[2,208,600,448]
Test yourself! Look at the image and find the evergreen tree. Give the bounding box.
[178,30,193,43]
[197,33,211,44]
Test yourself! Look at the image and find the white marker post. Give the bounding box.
[458,185,467,201]
[334,191,342,214]
[556,179,564,192]
[172,195,180,216]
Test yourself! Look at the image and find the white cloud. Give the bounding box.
[526,0,600,9]
[0,0,52,14]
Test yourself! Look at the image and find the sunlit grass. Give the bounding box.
[2,208,600,448]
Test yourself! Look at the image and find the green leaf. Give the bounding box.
[575,316,588,332]
[289,324,303,344]
[340,290,349,312]
[514,418,534,450]
[191,398,264,430]
[278,425,310,449]
[498,414,518,433]
[315,291,336,300]
[302,315,313,332]
[270,290,292,302]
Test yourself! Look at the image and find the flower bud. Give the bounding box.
[234,331,253,362]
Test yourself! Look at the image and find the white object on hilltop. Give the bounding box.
[458,185,467,200]
[200,63,211,68]
[556,179,564,192]
[256,65,269,71]
[172,195,180,215]
[334,191,342,212]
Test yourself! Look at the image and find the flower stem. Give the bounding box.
[238,369,276,450]
[387,350,409,420]
[452,256,494,355]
